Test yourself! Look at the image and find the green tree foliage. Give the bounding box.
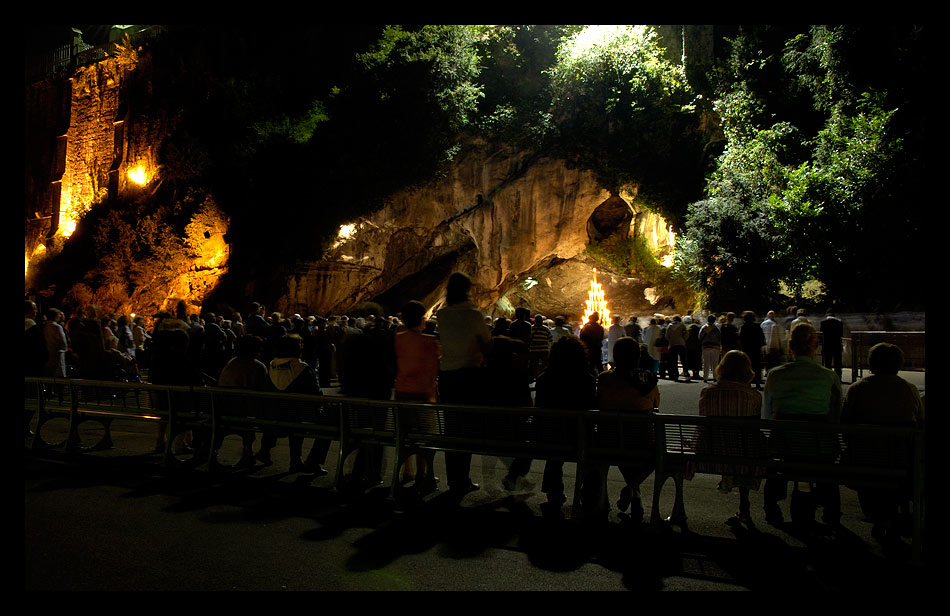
[545,26,704,223]
[473,25,579,146]
[678,25,926,312]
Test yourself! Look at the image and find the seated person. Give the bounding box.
[596,336,659,521]
[689,350,763,527]
[256,334,330,475]
[762,322,842,526]
[841,342,924,545]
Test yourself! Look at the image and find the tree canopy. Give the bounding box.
[675,24,926,312]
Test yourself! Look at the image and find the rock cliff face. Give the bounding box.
[280,139,675,319]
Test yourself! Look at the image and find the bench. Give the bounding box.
[653,413,924,563]
[26,377,212,467]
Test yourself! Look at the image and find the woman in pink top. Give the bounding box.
[395,300,441,489]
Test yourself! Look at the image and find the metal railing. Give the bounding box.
[25,376,926,563]
[24,26,164,84]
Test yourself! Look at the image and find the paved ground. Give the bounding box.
[24,369,930,591]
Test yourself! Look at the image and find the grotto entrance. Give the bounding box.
[586,194,634,243]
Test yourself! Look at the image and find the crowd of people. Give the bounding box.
[24,284,924,546]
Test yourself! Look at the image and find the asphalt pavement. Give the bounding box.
[24,369,930,591]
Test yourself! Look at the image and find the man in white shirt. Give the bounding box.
[436,272,491,495]
[761,310,786,369]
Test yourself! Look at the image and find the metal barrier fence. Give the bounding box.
[25,376,926,563]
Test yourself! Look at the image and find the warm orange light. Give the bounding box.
[128,165,148,185]
[582,268,610,324]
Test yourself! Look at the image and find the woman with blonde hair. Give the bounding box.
[690,350,763,527]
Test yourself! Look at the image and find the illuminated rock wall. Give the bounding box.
[285,139,676,318]
[25,49,228,320]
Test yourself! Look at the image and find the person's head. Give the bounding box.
[589,311,599,324]
[534,313,545,325]
[868,343,904,376]
[546,334,588,374]
[611,337,638,370]
[650,317,658,326]
[401,300,427,329]
[707,314,717,324]
[614,315,623,325]
[176,300,188,320]
[766,310,776,320]
[715,350,754,384]
[46,307,63,323]
[25,300,37,318]
[105,335,120,351]
[493,317,509,332]
[117,315,129,327]
[742,310,756,323]
[234,335,263,359]
[514,306,529,321]
[555,315,565,328]
[796,308,807,317]
[726,312,736,323]
[787,321,819,358]
[672,315,681,323]
[446,272,472,305]
[274,333,304,359]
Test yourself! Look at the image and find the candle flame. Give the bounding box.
[582,269,609,324]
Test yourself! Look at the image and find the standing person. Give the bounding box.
[535,335,597,518]
[131,315,151,367]
[623,316,642,342]
[528,313,553,380]
[341,312,396,488]
[688,350,763,527]
[115,315,136,361]
[841,343,924,547]
[550,315,572,343]
[698,315,722,383]
[791,308,811,327]
[43,308,69,378]
[483,335,534,492]
[508,307,532,346]
[149,325,201,454]
[720,312,740,353]
[739,311,766,389]
[606,315,626,367]
[641,317,661,375]
[579,312,606,375]
[761,310,785,370]
[595,337,660,522]
[685,317,702,381]
[25,300,48,377]
[394,300,442,491]
[436,272,491,495]
[820,309,844,379]
[665,315,689,382]
[762,322,843,527]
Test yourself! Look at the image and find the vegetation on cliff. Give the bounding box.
[674,25,926,312]
[30,24,927,314]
